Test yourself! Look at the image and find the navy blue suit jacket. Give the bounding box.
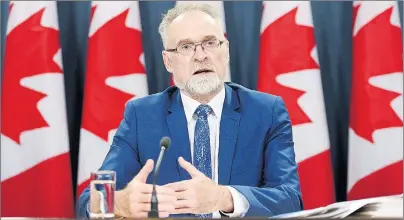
[77,83,303,218]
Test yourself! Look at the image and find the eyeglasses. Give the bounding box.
[165,39,225,56]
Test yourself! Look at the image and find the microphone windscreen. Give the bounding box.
[160,136,171,149]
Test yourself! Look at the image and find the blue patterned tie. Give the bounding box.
[194,104,213,218]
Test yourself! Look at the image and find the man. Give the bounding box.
[77,3,303,218]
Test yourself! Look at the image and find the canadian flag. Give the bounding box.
[258,1,335,209]
[1,1,74,217]
[170,1,231,86]
[77,1,149,196]
[347,1,403,200]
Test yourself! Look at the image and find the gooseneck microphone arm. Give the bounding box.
[148,147,165,217]
[148,137,171,218]
[153,147,166,185]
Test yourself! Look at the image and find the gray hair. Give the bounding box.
[158,3,222,48]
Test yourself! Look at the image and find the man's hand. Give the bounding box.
[89,179,101,214]
[115,159,176,218]
[165,157,234,215]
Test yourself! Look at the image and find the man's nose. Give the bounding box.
[193,44,208,62]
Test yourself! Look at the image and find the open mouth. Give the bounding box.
[193,69,214,75]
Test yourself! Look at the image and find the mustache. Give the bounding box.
[192,63,215,73]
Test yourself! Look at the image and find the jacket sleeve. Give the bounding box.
[230,96,303,217]
[76,101,142,218]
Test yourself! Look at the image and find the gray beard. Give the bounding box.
[175,72,223,96]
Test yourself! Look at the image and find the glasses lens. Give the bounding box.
[204,39,219,48]
[178,43,194,55]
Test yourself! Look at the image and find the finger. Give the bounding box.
[178,157,202,178]
[172,208,195,215]
[164,182,176,188]
[137,193,177,203]
[136,184,176,194]
[165,180,192,192]
[134,203,153,212]
[158,212,170,218]
[173,190,191,200]
[132,212,148,218]
[89,183,100,213]
[135,183,153,193]
[155,204,175,213]
[174,199,194,209]
[90,181,97,197]
[133,159,154,183]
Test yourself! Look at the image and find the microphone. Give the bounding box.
[148,136,171,218]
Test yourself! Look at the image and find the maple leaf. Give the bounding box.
[9,2,13,13]
[258,7,318,125]
[350,6,403,143]
[1,8,61,144]
[82,7,145,141]
[90,5,96,22]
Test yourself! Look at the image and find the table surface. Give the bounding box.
[1,195,403,219]
[349,196,403,218]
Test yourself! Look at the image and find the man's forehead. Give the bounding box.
[173,10,218,26]
[166,11,223,46]
[176,35,218,44]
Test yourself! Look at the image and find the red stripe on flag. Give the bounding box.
[1,153,74,217]
[298,150,335,209]
[348,161,403,200]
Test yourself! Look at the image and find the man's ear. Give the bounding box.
[162,51,173,73]
[224,40,230,64]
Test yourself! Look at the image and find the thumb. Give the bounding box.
[133,159,154,183]
[178,157,202,178]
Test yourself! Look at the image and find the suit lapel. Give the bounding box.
[166,90,192,181]
[218,85,240,185]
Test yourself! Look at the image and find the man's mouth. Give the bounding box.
[193,69,214,75]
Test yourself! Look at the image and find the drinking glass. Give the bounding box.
[89,170,116,219]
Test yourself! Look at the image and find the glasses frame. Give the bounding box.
[165,39,226,55]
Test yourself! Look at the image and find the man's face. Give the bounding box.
[162,11,229,96]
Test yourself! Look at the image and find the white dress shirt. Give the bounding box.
[180,87,249,218]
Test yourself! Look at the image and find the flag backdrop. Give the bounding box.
[1,1,74,217]
[77,1,148,197]
[258,1,335,209]
[0,0,403,215]
[347,1,403,200]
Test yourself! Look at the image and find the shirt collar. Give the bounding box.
[180,86,225,123]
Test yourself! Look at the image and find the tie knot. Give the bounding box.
[195,104,212,119]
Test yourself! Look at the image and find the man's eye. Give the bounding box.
[180,44,192,50]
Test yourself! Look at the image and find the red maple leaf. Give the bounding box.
[350,6,403,143]
[89,5,97,22]
[82,7,145,141]
[1,8,61,144]
[258,7,318,125]
[9,2,13,13]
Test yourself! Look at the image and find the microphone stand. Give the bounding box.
[148,146,166,218]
